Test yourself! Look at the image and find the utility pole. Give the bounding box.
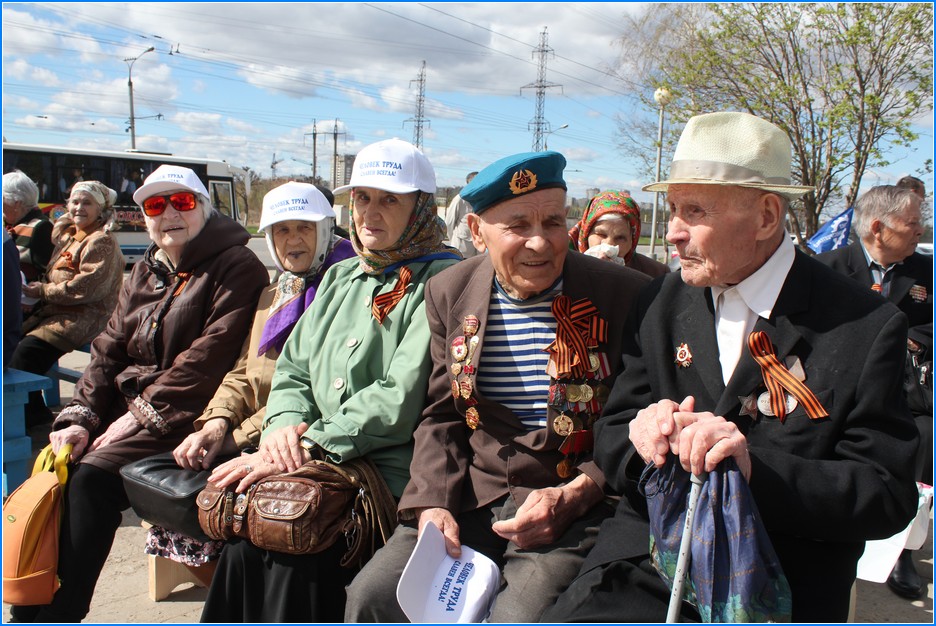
[302,119,318,182]
[404,61,430,149]
[521,28,562,152]
[331,118,347,189]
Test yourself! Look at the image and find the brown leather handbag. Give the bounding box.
[196,458,397,567]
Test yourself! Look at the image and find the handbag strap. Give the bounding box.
[326,457,398,568]
[32,444,71,486]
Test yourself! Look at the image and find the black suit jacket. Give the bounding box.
[399,251,650,515]
[587,250,919,622]
[818,241,933,358]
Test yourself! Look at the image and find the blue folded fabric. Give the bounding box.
[640,456,793,623]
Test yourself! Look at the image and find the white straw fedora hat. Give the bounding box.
[643,111,814,199]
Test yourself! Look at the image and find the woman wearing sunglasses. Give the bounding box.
[10,165,269,623]
[8,181,125,427]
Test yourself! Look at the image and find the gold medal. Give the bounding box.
[556,458,572,479]
[593,384,610,404]
[587,352,601,373]
[451,362,462,376]
[451,379,459,398]
[465,407,480,430]
[553,413,575,437]
[566,384,582,403]
[579,384,594,403]
[451,336,468,361]
[467,335,480,361]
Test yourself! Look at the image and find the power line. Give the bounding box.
[522,28,562,152]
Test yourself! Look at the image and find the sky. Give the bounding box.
[2,2,933,208]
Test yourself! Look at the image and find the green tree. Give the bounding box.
[615,3,933,243]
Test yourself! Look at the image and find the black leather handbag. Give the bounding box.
[904,351,933,417]
[120,451,226,542]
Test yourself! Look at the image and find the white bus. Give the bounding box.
[2,142,245,266]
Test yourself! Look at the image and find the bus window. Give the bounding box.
[210,180,234,219]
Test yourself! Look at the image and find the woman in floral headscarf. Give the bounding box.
[9,180,124,426]
[569,190,669,278]
[200,138,461,623]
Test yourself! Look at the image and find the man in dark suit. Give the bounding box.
[545,112,919,623]
[344,152,650,622]
[819,182,932,599]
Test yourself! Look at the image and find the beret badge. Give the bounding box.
[508,169,538,195]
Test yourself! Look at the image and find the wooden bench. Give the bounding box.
[3,368,53,497]
[139,521,211,601]
[44,343,92,407]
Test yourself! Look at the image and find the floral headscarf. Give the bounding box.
[69,181,118,232]
[350,191,459,275]
[568,191,642,263]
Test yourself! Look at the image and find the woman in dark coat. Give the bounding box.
[10,165,269,623]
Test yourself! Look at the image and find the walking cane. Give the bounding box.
[666,471,709,623]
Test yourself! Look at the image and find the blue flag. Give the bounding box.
[807,207,853,254]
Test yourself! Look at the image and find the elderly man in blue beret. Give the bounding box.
[344,151,651,622]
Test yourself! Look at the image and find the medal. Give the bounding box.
[548,384,566,409]
[451,379,460,398]
[465,395,478,407]
[451,336,468,361]
[593,384,610,404]
[553,413,575,437]
[556,458,572,479]
[587,352,601,373]
[675,343,692,368]
[463,315,480,337]
[451,362,462,376]
[579,384,594,403]
[566,384,582,403]
[757,391,797,417]
[460,378,473,400]
[467,335,480,361]
[465,407,480,430]
[738,394,758,418]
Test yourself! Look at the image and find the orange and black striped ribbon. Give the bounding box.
[871,283,882,293]
[547,295,608,378]
[371,265,412,325]
[747,331,828,422]
[172,271,192,297]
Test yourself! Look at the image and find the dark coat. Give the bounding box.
[53,214,269,473]
[586,251,919,622]
[399,251,650,515]
[818,241,933,358]
[627,251,670,279]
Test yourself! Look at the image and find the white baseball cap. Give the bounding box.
[259,181,335,231]
[396,522,500,623]
[333,138,436,195]
[133,164,210,206]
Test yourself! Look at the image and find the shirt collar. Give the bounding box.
[711,234,795,320]
[859,241,901,271]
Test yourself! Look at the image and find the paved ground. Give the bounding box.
[3,243,933,623]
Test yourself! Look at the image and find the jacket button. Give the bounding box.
[364,296,371,307]
[346,338,358,348]
[509,475,522,486]
[333,378,345,390]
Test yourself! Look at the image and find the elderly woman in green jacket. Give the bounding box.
[200,138,461,623]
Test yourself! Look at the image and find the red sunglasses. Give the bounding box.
[141,191,199,217]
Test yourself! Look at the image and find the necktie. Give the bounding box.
[371,266,412,325]
[716,288,748,385]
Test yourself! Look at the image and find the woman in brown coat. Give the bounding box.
[8,181,124,426]
[10,165,269,624]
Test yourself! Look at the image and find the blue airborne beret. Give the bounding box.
[462,151,567,215]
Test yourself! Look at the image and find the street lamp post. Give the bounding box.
[648,87,671,260]
[124,46,155,150]
[543,123,569,151]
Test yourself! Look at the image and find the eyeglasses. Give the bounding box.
[141,191,198,217]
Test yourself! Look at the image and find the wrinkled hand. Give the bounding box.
[208,451,279,493]
[258,422,311,472]
[417,507,462,558]
[88,412,142,452]
[173,418,231,471]
[22,282,42,299]
[491,474,604,549]
[629,396,696,467]
[671,410,751,481]
[50,425,90,462]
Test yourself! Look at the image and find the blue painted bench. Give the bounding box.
[44,343,92,407]
[3,368,53,497]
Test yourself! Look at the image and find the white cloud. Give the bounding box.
[563,146,602,162]
[171,112,224,134]
[227,118,260,134]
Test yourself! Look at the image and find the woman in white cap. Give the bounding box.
[8,181,125,427]
[200,138,461,623]
[138,181,355,582]
[10,165,269,623]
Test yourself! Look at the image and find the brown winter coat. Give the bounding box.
[23,225,124,352]
[53,214,269,473]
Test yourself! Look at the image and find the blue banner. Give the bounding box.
[807,207,853,254]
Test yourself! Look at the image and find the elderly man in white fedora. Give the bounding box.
[543,111,920,623]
